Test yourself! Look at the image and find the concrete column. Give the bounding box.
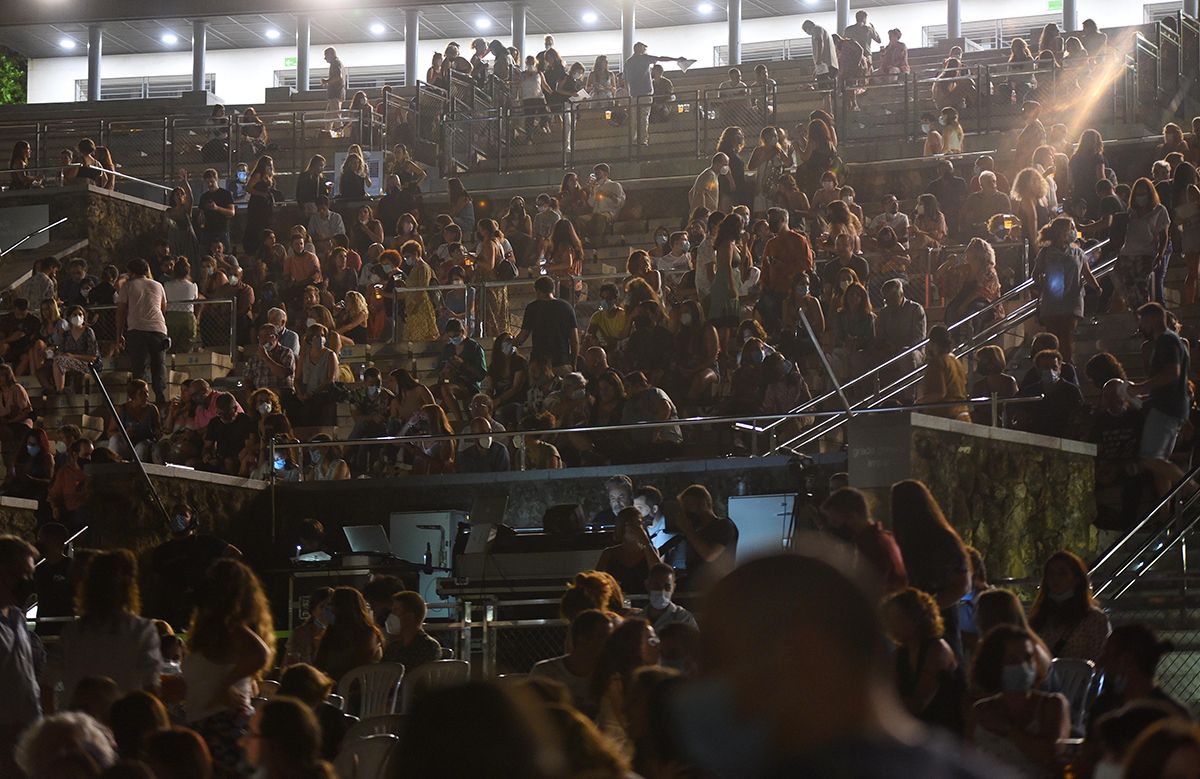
[728,0,742,66]
[621,0,634,67]
[1062,0,1078,33]
[296,15,311,93]
[1187,0,1199,20]
[836,0,850,35]
[511,3,527,60]
[191,20,208,93]
[947,0,961,42]
[405,9,420,86]
[87,25,103,102]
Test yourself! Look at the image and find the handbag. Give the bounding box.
[496,259,519,280]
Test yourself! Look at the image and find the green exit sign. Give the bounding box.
[1048,0,1062,9]
[284,56,297,67]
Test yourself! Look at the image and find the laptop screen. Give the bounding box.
[343,525,391,555]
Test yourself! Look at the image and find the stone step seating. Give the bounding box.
[0,238,89,296]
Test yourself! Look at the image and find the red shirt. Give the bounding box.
[761,230,814,295]
[856,522,908,593]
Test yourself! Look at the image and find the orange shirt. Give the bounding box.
[761,230,814,295]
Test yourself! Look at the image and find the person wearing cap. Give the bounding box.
[625,42,684,146]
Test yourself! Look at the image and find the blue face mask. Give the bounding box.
[26,443,40,456]
[449,335,464,346]
[310,450,323,464]
[169,514,190,534]
[273,456,286,471]
[672,677,770,779]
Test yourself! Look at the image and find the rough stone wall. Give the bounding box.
[907,427,1097,581]
[0,505,39,541]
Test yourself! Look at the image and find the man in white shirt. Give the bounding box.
[307,195,347,253]
[867,193,910,240]
[802,20,839,89]
[0,535,40,775]
[717,67,750,98]
[689,153,728,215]
[116,258,169,404]
[656,232,693,286]
[530,609,614,717]
[587,163,626,244]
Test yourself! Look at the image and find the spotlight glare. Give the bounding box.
[475,17,492,30]
[264,28,281,40]
[161,33,178,44]
[582,11,599,23]
[370,22,386,35]
[698,3,714,13]
[58,38,76,50]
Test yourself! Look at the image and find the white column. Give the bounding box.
[405,9,420,86]
[1187,0,1199,20]
[511,3,527,60]
[947,0,961,41]
[296,15,311,93]
[191,20,208,93]
[621,0,635,66]
[728,0,742,66]
[87,25,103,102]
[836,0,850,35]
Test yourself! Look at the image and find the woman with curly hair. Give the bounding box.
[882,586,963,734]
[59,549,163,703]
[560,570,626,620]
[184,558,275,778]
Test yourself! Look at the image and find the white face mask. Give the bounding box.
[385,613,403,635]
[648,590,671,610]
[1091,761,1123,779]
[822,180,835,190]
[680,313,694,326]
[719,165,731,176]
[306,318,318,329]
[68,315,84,328]
[478,435,493,449]
[921,122,931,134]
[501,342,516,356]
[257,402,273,415]
[915,204,925,216]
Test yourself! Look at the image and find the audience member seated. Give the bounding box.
[970,345,1019,425]
[592,616,661,757]
[406,403,456,474]
[975,588,1053,687]
[382,590,443,671]
[917,325,969,420]
[436,318,487,422]
[960,172,1012,239]
[313,586,383,684]
[1028,550,1111,661]
[620,372,683,462]
[1013,349,1084,438]
[202,392,256,475]
[457,416,511,473]
[597,506,664,595]
[968,625,1070,776]
[883,587,964,734]
[241,696,337,778]
[642,562,697,633]
[1091,624,1194,728]
[276,663,352,762]
[532,608,615,717]
[285,586,330,666]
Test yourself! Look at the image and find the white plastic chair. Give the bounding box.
[1049,657,1097,733]
[338,662,406,718]
[343,713,406,742]
[333,733,400,779]
[400,659,470,713]
[257,679,280,699]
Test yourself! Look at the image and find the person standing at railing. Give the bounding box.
[116,258,169,406]
[295,155,326,218]
[241,156,276,258]
[802,20,839,92]
[625,42,686,147]
[832,34,868,112]
[7,141,41,190]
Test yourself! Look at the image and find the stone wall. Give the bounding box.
[849,413,1097,581]
[0,497,41,542]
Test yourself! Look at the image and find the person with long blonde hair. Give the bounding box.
[1010,167,1050,241]
[184,558,275,777]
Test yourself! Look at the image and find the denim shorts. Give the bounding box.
[1140,406,1185,459]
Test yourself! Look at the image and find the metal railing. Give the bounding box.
[0,162,174,204]
[753,238,1111,454]
[1,217,69,257]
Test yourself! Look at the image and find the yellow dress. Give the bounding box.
[919,353,970,420]
[401,259,439,342]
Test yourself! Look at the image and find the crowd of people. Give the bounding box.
[2,470,1198,778]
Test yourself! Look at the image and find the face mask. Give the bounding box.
[569,388,586,400]
[921,122,931,134]
[54,440,66,454]
[257,402,273,415]
[679,240,692,253]
[501,342,516,355]
[843,195,854,204]
[449,335,464,346]
[938,115,948,126]
[600,300,614,312]
[672,678,770,779]
[1000,662,1037,693]
[273,455,286,471]
[478,435,493,450]
[656,234,668,246]
[311,336,325,350]
[916,204,925,216]
[367,385,380,397]
[796,285,809,296]
[719,165,731,176]
[306,318,318,329]
[680,313,693,326]
[385,613,403,635]
[649,590,671,610]
[1041,369,1059,385]
[68,315,84,328]
[1092,760,1124,779]
[822,180,835,190]
[169,514,190,534]
[26,443,40,456]
[748,350,765,365]
[1047,587,1075,604]
[840,280,852,291]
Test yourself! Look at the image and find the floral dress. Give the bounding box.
[400,258,440,341]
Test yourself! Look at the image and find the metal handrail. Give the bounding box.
[0,217,69,257]
[768,239,1112,452]
[269,393,1045,452]
[0,163,173,194]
